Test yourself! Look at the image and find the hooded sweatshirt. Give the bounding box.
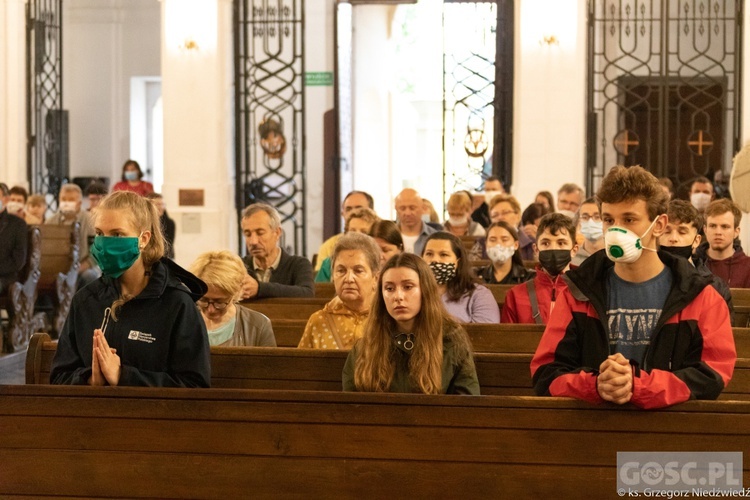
[705,250,750,288]
[50,258,211,387]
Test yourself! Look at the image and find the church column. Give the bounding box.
[160,0,234,267]
[0,0,27,187]
[739,5,750,253]
[513,0,587,203]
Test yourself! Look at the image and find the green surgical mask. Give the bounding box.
[91,235,141,278]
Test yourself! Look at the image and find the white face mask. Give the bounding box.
[486,244,515,264]
[448,216,468,226]
[604,218,659,264]
[690,192,711,211]
[59,201,78,215]
[5,201,23,214]
[580,219,603,241]
[558,209,576,220]
[485,190,502,205]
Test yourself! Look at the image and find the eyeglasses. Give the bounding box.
[196,299,231,310]
[579,214,602,222]
[491,210,516,218]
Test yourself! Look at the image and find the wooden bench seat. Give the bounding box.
[25,333,750,399]
[0,384,748,498]
[241,297,330,320]
[35,223,80,337]
[282,284,750,327]
[271,318,546,349]
[272,318,750,359]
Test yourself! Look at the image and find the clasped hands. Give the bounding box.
[596,353,633,404]
[88,329,121,386]
[240,274,259,300]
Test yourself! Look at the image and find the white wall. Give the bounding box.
[304,0,335,258]
[512,0,587,206]
[0,0,27,187]
[739,4,750,253]
[63,0,160,186]
[351,6,396,219]
[160,0,233,267]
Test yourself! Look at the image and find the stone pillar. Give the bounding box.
[160,0,234,267]
[0,0,28,187]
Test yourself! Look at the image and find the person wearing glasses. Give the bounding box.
[571,197,604,266]
[189,250,276,347]
[488,194,534,261]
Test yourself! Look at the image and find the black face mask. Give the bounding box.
[661,245,694,261]
[538,249,572,276]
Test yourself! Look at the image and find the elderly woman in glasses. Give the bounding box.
[189,250,276,347]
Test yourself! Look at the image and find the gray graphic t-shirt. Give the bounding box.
[606,266,672,365]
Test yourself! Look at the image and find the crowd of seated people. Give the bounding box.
[3,162,744,407]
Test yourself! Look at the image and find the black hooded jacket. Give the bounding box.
[50,258,211,387]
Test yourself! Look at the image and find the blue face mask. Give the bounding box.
[91,235,141,278]
[124,171,139,181]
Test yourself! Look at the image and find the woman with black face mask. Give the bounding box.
[502,213,578,324]
[421,232,500,323]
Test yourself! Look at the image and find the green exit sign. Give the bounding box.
[305,72,333,87]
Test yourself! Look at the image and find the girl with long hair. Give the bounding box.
[50,191,210,387]
[342,253,479,394]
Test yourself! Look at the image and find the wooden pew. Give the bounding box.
[35,223,80,337]
[240,297,329,320]
[314,282,335,298]
[269,285,749,329]
[0,384,749,498]
[25,333,750,399]
[271,319,545,351]
[252,286,514,321]
[732,288,750,327]
[0,226,45,352]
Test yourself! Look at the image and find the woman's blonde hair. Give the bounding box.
[189,250,246,301]
[446,192,471,213]
[353,253,473,394]
[94,191,165,319]
[489,193,521,214]
[344,207,380,232]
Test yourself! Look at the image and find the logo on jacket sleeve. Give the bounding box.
[128,330,156,343]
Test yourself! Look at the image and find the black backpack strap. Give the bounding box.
[526,280,544,325]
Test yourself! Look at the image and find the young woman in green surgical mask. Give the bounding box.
[50,191,211,388]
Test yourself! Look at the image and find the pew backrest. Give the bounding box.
[3,384,749,499]
[241,297,329,320]
[732,288,750,327]
[270,318,546,351]
[26,333,750,399]
[37,223,80,292]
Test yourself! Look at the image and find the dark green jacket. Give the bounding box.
[342,326,480,395]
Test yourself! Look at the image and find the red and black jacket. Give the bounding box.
[530,249,735,409]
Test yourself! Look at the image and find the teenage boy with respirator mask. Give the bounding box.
[531,165,735,409]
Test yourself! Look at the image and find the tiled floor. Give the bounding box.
[0,351,25,385]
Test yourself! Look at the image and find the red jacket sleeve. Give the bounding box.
[630,285,735,409]
[530,287,603,404]
[501,286,519,323]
